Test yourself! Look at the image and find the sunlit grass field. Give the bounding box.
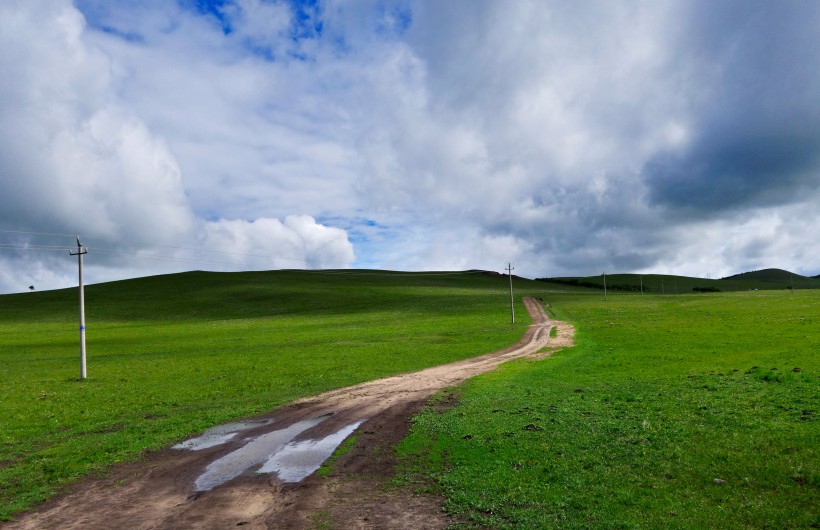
[0,269,550,520]
[398,290,819,528]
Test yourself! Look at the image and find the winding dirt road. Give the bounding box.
[6,297,574,529]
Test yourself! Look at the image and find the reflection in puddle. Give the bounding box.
[194,414,333,491]
[173,419,273,451]
[258,420,365,483]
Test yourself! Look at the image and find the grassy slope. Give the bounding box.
[724,268,809,282]
[0,269,562,519]
[398,290,819,528]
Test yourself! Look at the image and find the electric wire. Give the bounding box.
[90,248,241,268]
[0,231,502,277]
[98,242,310,262]
[0,245,72,251]
[0,229,77,238]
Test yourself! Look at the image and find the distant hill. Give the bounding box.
[538,269,820,293]
[721,268,804,282]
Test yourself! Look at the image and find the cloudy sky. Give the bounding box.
[1,0,819,293]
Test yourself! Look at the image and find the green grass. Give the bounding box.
[397,290,819,528]
[0,269,556,520]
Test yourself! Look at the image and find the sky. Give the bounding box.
[1,0,819,293]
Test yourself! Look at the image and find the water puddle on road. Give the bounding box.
[173,419,274,451]
[193,414,334,492]
[257,420,365,483]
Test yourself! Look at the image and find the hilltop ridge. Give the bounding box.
[539,269,820,292]
[721,268,804,281]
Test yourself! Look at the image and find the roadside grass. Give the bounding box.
[397,290,819,528]
[0,269,559,520]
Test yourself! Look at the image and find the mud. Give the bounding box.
[259,420,365,482]
[5,297,574,529]
[194,414,334,492]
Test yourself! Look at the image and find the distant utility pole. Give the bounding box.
[661,279,665,295]
[603,271,607,301]
[640,275,643,295]
[506,263,515,324]
[69,236,88,380]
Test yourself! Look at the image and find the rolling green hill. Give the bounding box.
[723,267,809,282]
[3,270,817,527]
[399,289,819,528]
[0,269,556,519]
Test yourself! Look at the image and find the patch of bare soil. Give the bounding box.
[4,297,574,530]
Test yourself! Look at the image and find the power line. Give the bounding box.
[293,270,492,277]
[1,232,510,279]
[2,238,348,268]
[87,249,496,277]
[106,242,312,262]
[85,240,352,267]
[0,244,72,250]
[2,230,344,265]
[0,229,77,238]
[91,248,245,268]
[1,241,502,277]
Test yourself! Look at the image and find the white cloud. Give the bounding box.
[0,0,354,293]
[0,0,194,243]
[1,0,818,293]
[222,0,293,53]
[201,216,354,269]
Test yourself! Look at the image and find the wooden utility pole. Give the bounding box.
[506,263,515,323]
[603,271,607,301]
[69,236,88,380]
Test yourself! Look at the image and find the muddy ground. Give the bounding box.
[6,297,574,529]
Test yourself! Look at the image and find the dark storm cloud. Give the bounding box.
[645,134,820,213]
[644,0,820,215]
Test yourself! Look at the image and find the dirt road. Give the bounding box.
[6,297,574,529]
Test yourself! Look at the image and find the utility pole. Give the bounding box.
[506,263,515,324]
[603,271,607,301]
[661,278,665,295]
[69,236,88,380]
[640,275,643,295]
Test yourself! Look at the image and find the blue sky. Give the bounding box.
[1,0,819,293]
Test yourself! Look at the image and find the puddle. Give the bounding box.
[173,419,274,451]
[258,420,364,483]
[194,414,333,491]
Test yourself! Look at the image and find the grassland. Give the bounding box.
[397,290,819,528]
[0,269,556,520]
